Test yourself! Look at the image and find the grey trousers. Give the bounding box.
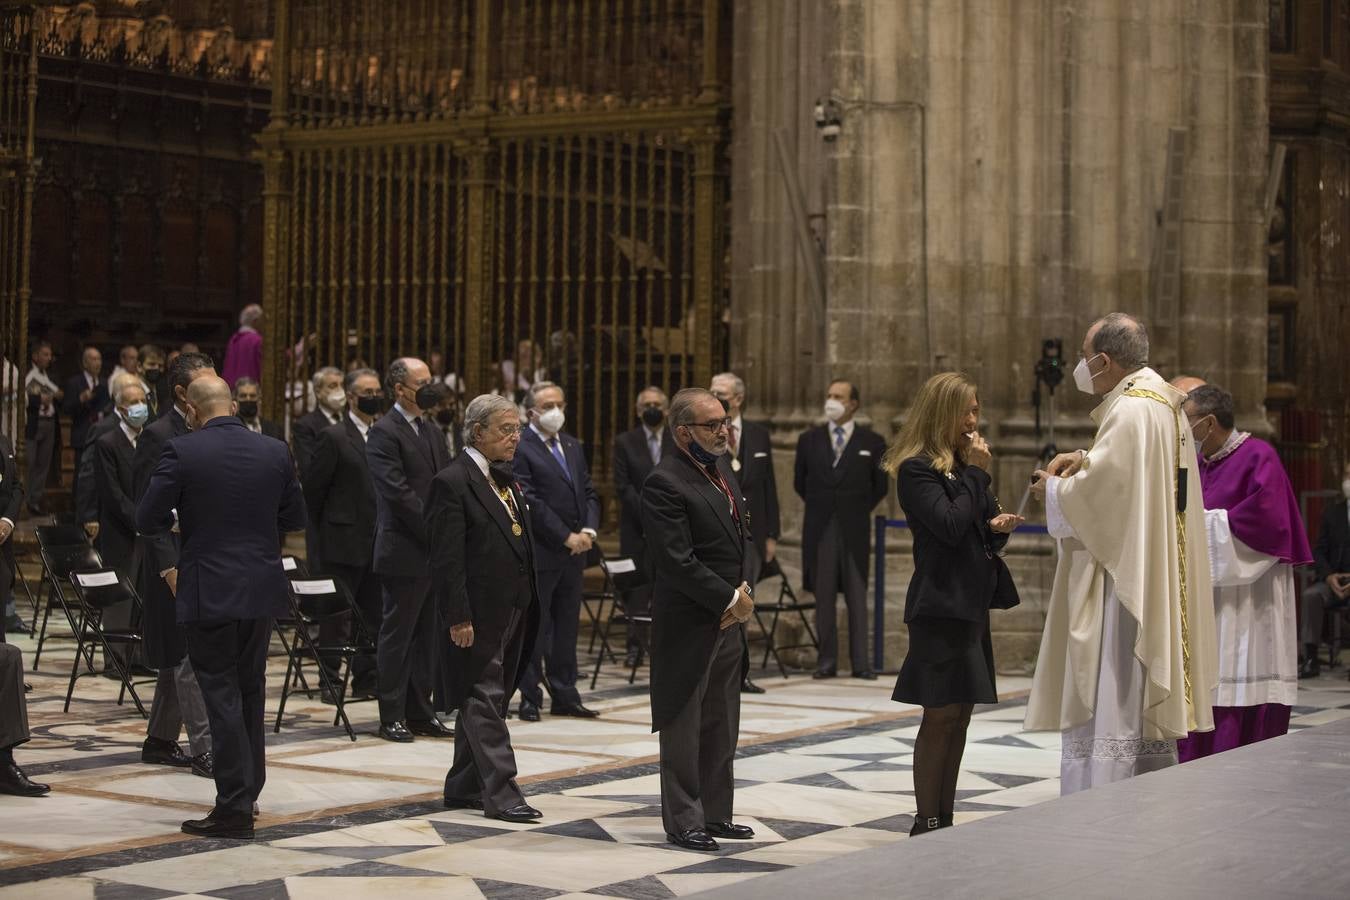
[23,416,56,510]
[145,657,212,756]
[659,624,743,834]
[444,608,527,816]
[813,517,869,673]
[0,643,28,751]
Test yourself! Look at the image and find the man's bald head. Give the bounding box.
[185,374,235,429]
[1170,375,1207,395]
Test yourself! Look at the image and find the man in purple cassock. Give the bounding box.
[1178,385,1312,761]
[222,304,264,390]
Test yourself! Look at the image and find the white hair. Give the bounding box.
[239,303,263,327]
[310,366,342,392]
[463,393,519,447]
[112,372,145,406]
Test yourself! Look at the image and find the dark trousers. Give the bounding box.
[0,643,29,751]
[24,417,55,510]
[813,517,868,673]
[518,562,583,708]
[329,561,381,684]
[377,574,436,723]
[1301,581,1349,648]
[145,656,212,757]
[659,624,743,834]
[1,544,16,625]
[445,608,528,815]
[184,617,272,816]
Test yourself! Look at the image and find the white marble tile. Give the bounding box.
[783,734,913,757]
[385,830,691,891]
[0,793,193,851]
[732,752,866,783]
[736,825,906,866]
[831,769,915,793]
[284,875,485,899]
[271,818,448,848]
[659,872,763,895]
[969,777,1062,808]
[420,793,644,831]
[276,741,456,783]
[561,773,663,798]
[1288,707,1350,728]
[0,876,98,900]
[88,845,339,893]
[733,782,912,826]
[735,703,868,734]
[955,743,1063,779]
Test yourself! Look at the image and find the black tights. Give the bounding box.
[913,702,974,824]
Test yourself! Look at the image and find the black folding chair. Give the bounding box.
[63,568,147,716]
[31,523,93,627]
[33,532,104,671]
[273,576,365,741]
[749,558,818,678]
[269,555,312,675]
[589,556,652,689]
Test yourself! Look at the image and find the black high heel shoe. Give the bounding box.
[909,814,941,836]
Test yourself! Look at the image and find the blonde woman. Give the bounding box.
[882,373,1024,835]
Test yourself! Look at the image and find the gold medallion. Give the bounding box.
[731,458,742,472]
[512,523,523,536]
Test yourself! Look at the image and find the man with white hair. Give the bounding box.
[1027,312,1217,794]
[222,303,264,389]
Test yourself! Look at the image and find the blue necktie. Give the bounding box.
[549,436,572,482]
[833,425,846,466]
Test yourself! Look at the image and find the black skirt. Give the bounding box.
[891,613,997,707]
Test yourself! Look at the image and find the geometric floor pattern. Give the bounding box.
[4,617,1349,899]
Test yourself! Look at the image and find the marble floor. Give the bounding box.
[3,620,1349,899]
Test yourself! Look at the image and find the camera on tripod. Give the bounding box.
[1031,338,1064,462]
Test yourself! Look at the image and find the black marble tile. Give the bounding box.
[669,856,791,874]
[206,879,290,900]
[589,874,677,899]
[733,778,762,788]
[975,735,1040,749]
[94,883,180,900]
[302,845,437,860]
[840,761,912,772]
[969,771,1043,789]
[429,820,516,844]
[535,818,617,842]
[954,788,998,800]
[853,813,913,832]
[301,861,443,877]
[1292,706,1322,715]
[600,804,663,818]
[473,877,567,900]
[752,817,841,840]
[783,772,860,791]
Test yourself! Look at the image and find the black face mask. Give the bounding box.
[143,368,163,384]
[236,400,259,420]
[356,395,385,416]
[641,406,665,428]
[414,384,441,411]
[435,408,456,426]
[488,460,516,490]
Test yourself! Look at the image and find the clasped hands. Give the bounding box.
[1030,450,1086,502]
[449,621,475,648]
[720,581,754,630]
[564,531,594,555]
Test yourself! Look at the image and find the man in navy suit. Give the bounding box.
[512,382,601,721]
[136,375,306,840]
[367,357,453,742]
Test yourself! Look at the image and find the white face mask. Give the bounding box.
[1073,353,1104,394]
[1342,479,1350,500]
[322,389,346,411]
[537,407,566,434]
[823,399,846,423]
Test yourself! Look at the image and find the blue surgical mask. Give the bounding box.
[685,431,723,466]
[124,402,150,428]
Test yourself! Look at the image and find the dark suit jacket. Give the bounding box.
[63,373,110,450]
[24,385,62,449]
[612,424,677,563]
[734,419,781,562]
[897,456,1011,623]
[134,407,190,574]
[641,449,750,732]
[76,416,123,524]
[513,426,601,571]
[305,416,376,569]
[1314,499,1350,580]
[93,424,140,576]
[427,451,541,709]
[0,432,20,521]
[136,417,306,623]
[291,408,339,480]
[367,407,451,576]
[793,423,889,591]
[242,419,284,442]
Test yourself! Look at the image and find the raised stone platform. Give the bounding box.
[699,716,1350,900]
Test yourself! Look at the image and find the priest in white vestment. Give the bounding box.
[1175,385,1311,760]
[1025,313,1216,795]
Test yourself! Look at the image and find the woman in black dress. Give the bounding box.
[882,373,1023,835]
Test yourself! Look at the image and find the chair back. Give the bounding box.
[288,577,351,622]
[42,544,104,580]
[36,524,89,549]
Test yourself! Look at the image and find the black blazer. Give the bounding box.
[513,426,601,571]
[0,432,20,521]
[897,456,1012,623]
[136,417,306,623]
[75,416,122,524]
[734,419,781,560]
[367,407,450,576]
[305,416,376,569]
[291,408,339,480]
[63,373,110,450]
[1314,499,1350,580]
[793,423,889,591]
[251,418,285,442]
[130,407,190,667]
[93,424,139,576]
[612,424,677,562]
[641,449,750,732]
[427,451,541,709]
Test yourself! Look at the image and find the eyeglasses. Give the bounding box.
[494,425,522,437]
[684,419,730,432]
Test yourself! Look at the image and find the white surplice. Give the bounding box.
[1205,509,1298,708]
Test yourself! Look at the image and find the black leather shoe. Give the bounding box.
[624,652,641,668]
[407,717,454,738]
[4,614,29,636]
[142,737,192,767]
[705,821,754,840]
[518,701,541,722]
[0,760,50,797]
[667,828,719,851]
[182,811,253,840]
[191,752,214,779]
[379,721,414,743]
[812,669,837,680]
[550,702,600,718]
[740,678,766,694]
[493,803,542,822]
[852,670,878,681]
[444,797,485,811]
[1298,657,1321,679]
